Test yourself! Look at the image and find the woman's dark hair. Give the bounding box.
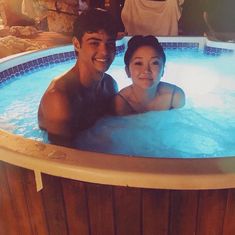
[124,35,166,67]
[73,8,118,43]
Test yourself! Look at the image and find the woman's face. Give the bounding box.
[126,46,164,89]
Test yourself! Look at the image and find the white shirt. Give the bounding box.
[121,0,184,36]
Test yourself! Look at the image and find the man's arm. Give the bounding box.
[38,90,74,147]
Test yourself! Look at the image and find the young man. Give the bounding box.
[38,8,118,147]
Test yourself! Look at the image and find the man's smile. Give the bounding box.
[94,58,109,62]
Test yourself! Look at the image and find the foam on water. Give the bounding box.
[75,108,235,158]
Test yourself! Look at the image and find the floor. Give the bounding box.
[25,31,72,47]
[0,29,73,58]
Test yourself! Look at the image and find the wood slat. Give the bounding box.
[142,189,170,235]
[0,162,20,235]
[61,178,90,235]
[223,189,235,235]
[86,183,115,235]
[197,189,228,235]
[5,164,33,235]
[169,190,199,235]
[23,170,49,235]
[41,174,69,235]
[114,186,142,235]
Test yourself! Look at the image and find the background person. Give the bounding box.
[179,0,206,36]
[203,0,235,41]
[38,8,118,147]
[114,35,185,115]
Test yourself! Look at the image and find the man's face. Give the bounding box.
[74,30,116,73]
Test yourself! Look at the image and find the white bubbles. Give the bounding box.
[75,109,235,158]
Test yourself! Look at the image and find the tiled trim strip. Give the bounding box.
[161,42,199,50]
[204,46,234,56]
[0,51,76,84]
[0,44,125,84]
[116,43,125,55]
[0,39,234,84]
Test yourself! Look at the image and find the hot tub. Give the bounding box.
[0,37,235,235]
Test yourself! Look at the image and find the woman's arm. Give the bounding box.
[171,86,185,109]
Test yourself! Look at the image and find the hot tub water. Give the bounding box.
[0,50,235,158]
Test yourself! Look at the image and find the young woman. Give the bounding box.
[114,35,185,115]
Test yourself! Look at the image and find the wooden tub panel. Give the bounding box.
[61,178,90,235]
[0,162,19,235]
[1,161,235,235]
[114,186,142,235]
[6,164,35,235]
[223,189,235,235]
[197,189,228,235]
[142,189,170,235]
[22,169,49,235]
[86,183,115,235]
[4,164,49,235]
[169,190,199,235]
[41,174,69,235]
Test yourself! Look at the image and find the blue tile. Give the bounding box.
[0,72,4,82]
[1,42,232,85]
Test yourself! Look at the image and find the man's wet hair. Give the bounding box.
[124,35,166,67]
[73,8,118,43]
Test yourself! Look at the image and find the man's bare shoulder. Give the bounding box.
[46,69,75,93]
[38,88,71,126]
[40,88,70,112]
[38,70,75,132]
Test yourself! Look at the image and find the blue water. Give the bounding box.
[1,50,235,158]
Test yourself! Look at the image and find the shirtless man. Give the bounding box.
[38,9,118,147]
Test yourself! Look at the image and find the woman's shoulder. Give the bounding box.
[118,85,132,95]
[158,82,183,94]
[114,86,136,115]
[158,82,185,108]
[158,81,175,93]
[117,85,132,100]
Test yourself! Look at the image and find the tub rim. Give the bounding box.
[1,129,235,190]
[1,36,235,191]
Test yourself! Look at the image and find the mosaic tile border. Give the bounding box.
[161,42,199,50]
[0,51,76,83]
[0,41,234,84]
[0,44,125,84]
[116,43,125,55]
[204,46,234,56]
